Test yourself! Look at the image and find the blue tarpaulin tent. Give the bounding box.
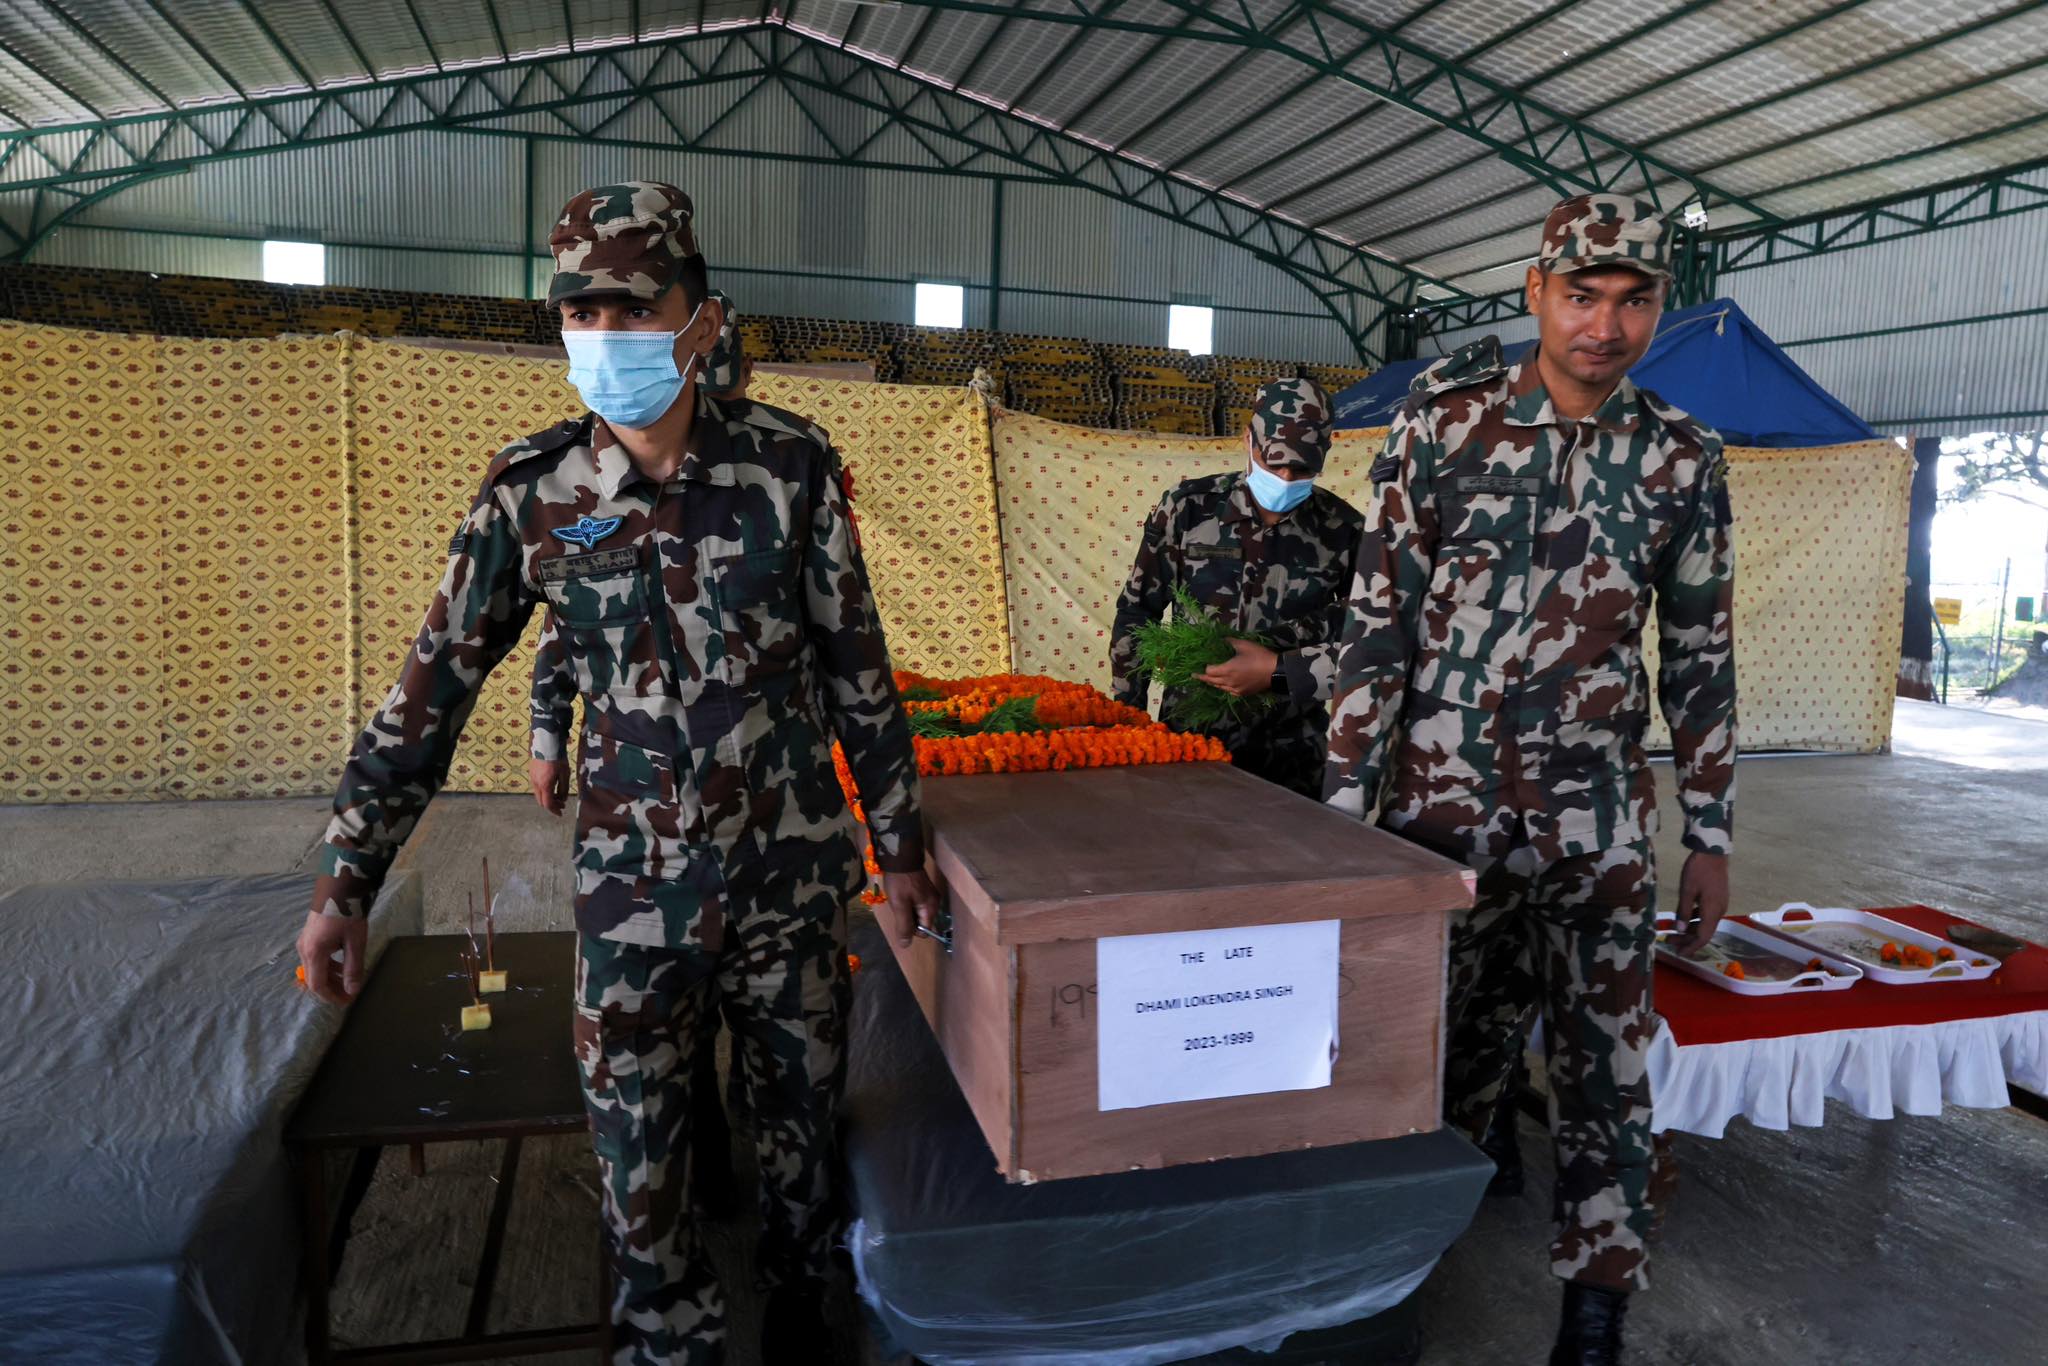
[1333,297,1877,448]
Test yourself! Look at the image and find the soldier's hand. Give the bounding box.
[881,869,943,949]
[297,910,368,1006]
[1673,852,1731,954]
[528,757,568,816]
[1197,638,1280,697]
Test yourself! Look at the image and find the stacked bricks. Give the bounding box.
[736,314,778,366]
[0,265,1374,433]
[773,316,896,380]
[999,333,1112,427]
[0,264,155,332]
[1300,362,1373,401]
[145,274,294,338]
[893,324,1001,390]
[1105,346,1215,436]
[1203,353,1298,439]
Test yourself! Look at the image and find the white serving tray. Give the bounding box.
[1656,918,1863,996]
[1749,903,2001,985]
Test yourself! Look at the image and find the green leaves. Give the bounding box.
[1132,586,1276,730]
[906,694,1048,738]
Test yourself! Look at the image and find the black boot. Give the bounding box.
[1477,1086,1523,1198]
[759,1280,835,1365]
[1550,1282,1628,1366]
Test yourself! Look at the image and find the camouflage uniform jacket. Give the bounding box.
[1323,339,1736,859]
[1110,473,1364,796]
[313,394,924,948]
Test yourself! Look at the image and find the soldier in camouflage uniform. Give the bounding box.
[527,287,756,1223]
[1323,195,1736,1365]
[1109,379,1363,797]
[297,183,941,1366]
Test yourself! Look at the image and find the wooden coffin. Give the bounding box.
[887,761,1474,1182]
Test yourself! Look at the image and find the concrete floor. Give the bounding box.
[4,698,2047,1364]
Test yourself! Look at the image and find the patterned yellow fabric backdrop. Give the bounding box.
[0,318,1909,804]
[0,323,1005,801]
[992,408,1911,754]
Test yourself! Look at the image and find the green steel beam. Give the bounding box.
[1713,157,2048,273]
[1412,156,2048,332]
[1112,6,1295,157]
[1292,0,1724,231]
[1158,42,1342,175]
[840,4,872,53]
[39,0,178,111]
[316,0,377,78]
[1635,0,2040,161]
[564,0,578,53]
[482,0,512,63]
[1347,0,1887,248]
[1004,0,1138,115]
[1777,301,2048,351]
[402,0,447,72]
[11,167,187,260]
[1429,92,2048,289]
[1253,0,1615,212]
[1056,10,1206,135]
[882,0,1772,217]
[1726,106,2048,211]
[0,32,103,119]
[895,4,947,76]
[0,25,1435,359]
[42,215,1357,334]
[137,0,249,100]
[1350,0,2017,250]
[225,0,319,90]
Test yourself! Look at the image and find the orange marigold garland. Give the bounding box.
[834,672,1228,903]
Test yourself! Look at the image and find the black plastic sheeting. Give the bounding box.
[0,872,422,1365]
[841,921,1492,1365]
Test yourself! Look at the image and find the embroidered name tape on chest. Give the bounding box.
[1185,544,1244,560]
[1456,475,1543,496]
[540,546,640,582]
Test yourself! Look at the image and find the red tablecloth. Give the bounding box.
[1656,906,2048,1047]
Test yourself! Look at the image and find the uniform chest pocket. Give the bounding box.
[1435,492,1536,612]
[541,548,650,630]
[711,543,804,669]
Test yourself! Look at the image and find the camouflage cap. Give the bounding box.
[547,182,700,306]
[1248,377,1334,473]
[702,289,744,394]
[1538,194,1673,279]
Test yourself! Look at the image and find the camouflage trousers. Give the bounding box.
[1439,836,1660,1293]
[573,874,853,1366]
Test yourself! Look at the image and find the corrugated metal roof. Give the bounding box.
[3,1,2044,300]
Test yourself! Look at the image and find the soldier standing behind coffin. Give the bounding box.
[295,182,941,1366]
[1108,379,1363,797]
[1323,196,1736,1365]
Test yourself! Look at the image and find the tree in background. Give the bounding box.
[1943,431,2048,617]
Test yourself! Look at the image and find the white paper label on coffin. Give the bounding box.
[1095,919,1341,1112]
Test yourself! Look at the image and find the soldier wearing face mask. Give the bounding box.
[1109,378,1363,797]
[295,182,939,1365]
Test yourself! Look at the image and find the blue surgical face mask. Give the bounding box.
[563,302,705,428]
[1246,455,1314,514]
